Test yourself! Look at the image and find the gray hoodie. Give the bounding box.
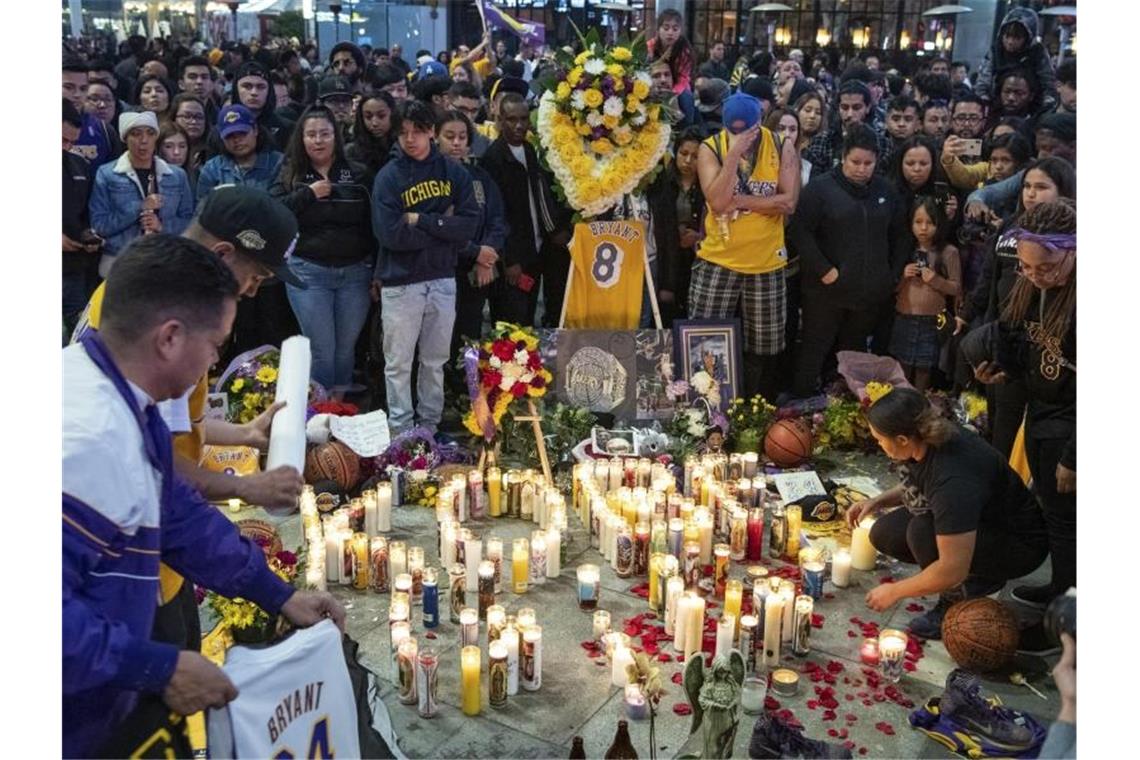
[976,7,1057,108]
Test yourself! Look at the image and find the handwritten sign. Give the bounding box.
[772,470,827,503]
[329,409,392,458]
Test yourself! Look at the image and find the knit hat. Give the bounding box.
[722,92,762,132]
[118,110,159,139]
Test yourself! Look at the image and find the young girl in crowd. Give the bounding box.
[648,9,693,95]
[157,122,194,194]
[890,196,961,391]
[170,93,210,171]
[346,91,396,182]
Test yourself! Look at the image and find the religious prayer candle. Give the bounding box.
[636,500,652,532]
[801,554,826,601]
[879,630,908,683]
[338,531,353,587]
[512,538,529,594]
[460,607,479,649]
[468,469,486,520]
[408,546,425,602]
[648,552,665,611]
[422,567,439,628]
[545,527,561,578]
[832,548,853,588]
[611,643,635,688]
[690,466,704,505]
[504,621,520,695]
[637,458,652,488]
[608,514,622,567]
[440,520,457,569]
[465,534,483,594]
[860,637,881,666]
[742,451,759,478]
[673,593,693,653]
[363,489,378,536]
[746,508,764,561]
[377,484,394,532]
[664,575,684,637]
[792,595,814,656]
[506,471,522,517]
[520,479,535,521]
[324,527,340,584]
[349,498,366,533]
[785,505,802,559]
[605,632,631,660]
[608,458,622,492]
[397,637,418,705]
[739,614,759,673]
[615,524,634,578]
[696,511,714,566]
[714,543,731,598]
[668,518,684,560]
[461,646,481,715]
[452,473,469,522]
[724,580,743,637]
[416,645,439,718]
[729,509,747,561]
[633,523,650,576]
[305,557,326,592]
[448,563,466,624]
[851,518,878,571]
[389,621,410,683]
[651,520,668,556]
[762,592,783,667]
[370,537,389,593]
[522,626,543,691]
[716,614,736,661]
[478,560,495,619]
[351,532,370,590]
[530,530,548,584]
[489,640,509,708]
[593,610,612,641]
[666,493,682,522]
[482,536,503,594]
[487,605,506,648]
[727,453,742,481]
[779,580,796,645]
[577,564,601,611]
[683,542,701,590]
[487,466,502,517]
[661,556,679,615]
[769,502,787,560]
[680,500,695,526]
[389,540,408,580]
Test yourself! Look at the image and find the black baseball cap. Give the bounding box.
[196,185,305,288]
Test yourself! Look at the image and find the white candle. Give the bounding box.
[504,621,520,696]
[389,540,408,579]
[608,515,622,569]
[545,527,561,578]
[779,581,796,644]
[265,335,310,501]
[441,520,457,569]
[611,644,635,688]
[851,518,877,571]
[673,592,694,653]
[696,510,714,566]
[452,473,468,523]
[363,490,378,536]
[522,626,543,691]
[742,451,759,478]
[376,482,392,533]
[763,592,783,666]
[832,548,852,588]
[685,594,706,662]
[664,575,684,636]
[465,535,483,594]
[716,614,736,661]
[486,536,504,594]
[324,528,340,583]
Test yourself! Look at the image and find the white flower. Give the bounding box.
[634,71,652,89]
[500,376,515,392]
[690,371,714,397]
[571,90,587,111]
[521,372,535,384]
[514,349,530,365]
[489,356,502,369]
[603,96,624,117]
[584,58,606,75]
[586,111,604,127]
[409,469,428,482]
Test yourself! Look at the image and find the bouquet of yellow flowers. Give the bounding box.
[535,27,672,218]
[207,548,298,643]
[215,345,327,424]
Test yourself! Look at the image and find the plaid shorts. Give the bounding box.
[688,258,787,355]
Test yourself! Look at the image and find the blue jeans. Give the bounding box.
[381,277,456,434]
[285,257,373,392]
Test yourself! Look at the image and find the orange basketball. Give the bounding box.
[942,598,1020,672]
[764,419,813,467]
[304,441,360,492]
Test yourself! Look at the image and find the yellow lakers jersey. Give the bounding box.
[697,127,787,275]
[562,220,647,329]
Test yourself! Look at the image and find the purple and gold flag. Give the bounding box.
[479,0,545,47]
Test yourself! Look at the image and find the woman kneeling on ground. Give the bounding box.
[846,387,1048,639]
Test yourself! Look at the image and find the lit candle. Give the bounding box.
[615,524,634,578]
[516,607,536,632]
[369,536,389,593]
[624,683,649,721]
[468,469,486,520]
[337,529,353,586]
[742,675,766,714]
[487,604,506,646]
[746,508,764,561]
[593,610,612,641]
[716,614,736,660]
[440,520,457,569]
[465,534,483,594]
[305,557,326,592]
[792,595,814,657]
[832,548,853,588]
[227,497,241,513]
[452,473,469,522]
[324,526,340,583]
[478,560,495,619]
[485,536,503,594]
[673,592,694,653]
[352,532,370,590]
[488,639,509,708]
[769,502,787,560]
[771,668,799,697]
[724,579,743,636]
[696,510,714,566]
[487,466,502,517]
[713,543,731,598]
[461,645,481,716]
[739,613,759,673]
[729,509,747,561]
[851,518,877,571]
[608,459,622,492]
[763,592,783,667]
[668,518,684,560]
[397,636,418,705]
[684,593,706,663]
[683,541,701,590]
[648,552,665,611]
[577,564,601,610]
[376,481,392,532]
[416,645,438,718]
[633,522,650,576]
[408,546,425,602]
[742,451,759,478]
[529,530,547,585]
[363,489,378,536]
[860,637,881,666]
[611,643,635,688]
[390,620,410,683]
[448,563,466,624]
[545,527,561,578]
[503,620,520,696]
[422,567,439,628]
[460,607,479,648]
[785,505,802,559]
[389,540,408,580]
[664,575,684,637]
[521,626,543,691]
[779,580,796,645]
[607,514,622,568]
[512,537,529,594]
[879,629,908,683]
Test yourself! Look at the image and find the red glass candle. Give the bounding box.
[746,508,764,561]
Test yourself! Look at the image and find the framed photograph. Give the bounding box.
[672,319,743,410]
[634,329,675,421]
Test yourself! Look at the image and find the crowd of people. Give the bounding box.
[62,7,1077,752]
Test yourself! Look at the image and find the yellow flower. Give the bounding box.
[603,113,620,130]
[611,47,632,62]
[567,67,583,87]
[591,137,614,156]
[866,381,894,404]
[231,378,245,392]
[576,121,594,136]
[625,95,640,113]
[556,81,572,100]
[242,392,262,409]
[553,124,578,149]
[583,88,604,109]
[613,127,634,146]
[463,412,484,436]
[569,153,594,178]
[255,366,278,384]
[575,50,592,65]
[606,63,625,79]
[612,78,625,93]
[632,80,650,100]
[578,179,603,202]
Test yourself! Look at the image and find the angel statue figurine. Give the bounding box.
[683,650,745,759]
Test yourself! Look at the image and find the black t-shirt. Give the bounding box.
[898,427,1047,540]
[135,166,153,196]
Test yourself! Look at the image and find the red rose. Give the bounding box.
[483,370,502,389]
[511,382,527,398]
[275,550,297,567]
[492,340,515,361]
[531,375,546,389]
[527,352,542,370]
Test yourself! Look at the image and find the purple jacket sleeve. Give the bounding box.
[160,474,296,615]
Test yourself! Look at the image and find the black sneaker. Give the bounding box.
[1015,622,1062,656]
[907,585,966,640]
[748,710,853,759]
[938,670,1040,753]
[1010,583,1054,609]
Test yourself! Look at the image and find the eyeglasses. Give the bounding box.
[952,114,983,124]
[176,112,206,123]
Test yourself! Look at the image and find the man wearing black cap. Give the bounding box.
[231,61,292,150]
[697,79,730,135]
[317,74,355,127]
[329,41,366,93]
[803,79,892,177]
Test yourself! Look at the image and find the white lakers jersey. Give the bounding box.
[208,620,359,759]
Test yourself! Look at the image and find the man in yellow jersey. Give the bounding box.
[691,92,801,399]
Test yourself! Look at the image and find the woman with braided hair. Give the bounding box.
[973,199,1075,653]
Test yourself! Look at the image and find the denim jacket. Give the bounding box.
[89,154,194,268]
[195,150,284,202]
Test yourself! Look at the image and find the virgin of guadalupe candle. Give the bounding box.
[448,564,466,624]
[792,595,814,656]
[683,542,701,590]
[633,523,650,575]
[468,469,487,519]
[369,537,389,593]
[416,645,438,718]
[397,637,418,704]
[520,479,535,521]
[713,544,731,598]
[832,548,853,588]
[489,640,509,708]
[746,508,764,561]
[485,536,503,593]
[512,538,529,594]
[487,605,506,645]
[408,546,425,602]
[460,646,481,716]
[577,564,601,610]
[487,466,502,517]
[768,503,787,559]
[529,530,547,585]
[477,560,495,619]
[615,524,634,578]
[422,567,439,628]
[339,531,353,586]
[460,607,479,648]
[522,626,543,691]
[729,509,747,560]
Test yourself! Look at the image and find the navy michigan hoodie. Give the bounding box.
[372,143,480,286]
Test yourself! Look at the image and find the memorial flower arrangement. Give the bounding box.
[664,374,729,458]
[727,394,776,453]
[463,323,552,441]
[215,345,327,424]
[811,396,873,454]
[535,28,673,218]
[207,547,298,642]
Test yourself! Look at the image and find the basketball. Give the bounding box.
[764,419,814,467]
[942,598,1020,672]
[304,441,361,492]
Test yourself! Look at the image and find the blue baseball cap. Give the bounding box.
[416,60,449,81]
[218,104,256,138]
[723,93,763,134]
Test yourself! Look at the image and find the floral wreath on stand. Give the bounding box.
[462,322,552,445]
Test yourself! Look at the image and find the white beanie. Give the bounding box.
[118,110,159,140]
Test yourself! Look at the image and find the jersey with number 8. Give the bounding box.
[563,220,647,329]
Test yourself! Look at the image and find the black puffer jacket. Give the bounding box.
[789,166,910,308]
[270,158,376,267]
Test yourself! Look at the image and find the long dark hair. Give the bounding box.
[281,105,347,186]
[890,135,943,197]
[133,73,174,116]
[1013,156,1076,219]
[910,195,951,251]
[652,9,692,86]
[1000,198,1076,343]
[866,387,957,446]
[351,91,396,156]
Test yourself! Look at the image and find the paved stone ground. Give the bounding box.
[227,450,1061,759]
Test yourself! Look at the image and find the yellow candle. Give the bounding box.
[851,518,877,571]
[487,467,502,517]
[512,538,529,594]
[648,552,665,610]
[724,579,743,637]
[461,645,481,715]
[785,505,802,559]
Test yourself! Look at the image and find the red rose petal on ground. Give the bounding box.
[862,699,873,707]
[764,696,782,711]
[672,703,693,716]
[845,694,855,701]
[843,740,856,750]
[645,612,658,620]
[879,576,895,584]
[906,603,925,612]
[821,696,839,709]
[807,699,819,710]
[824,673,837,685]
[581,641,597,650]
[904,661,917,672]
[822,710,837,722]
[425,632,437,640]
[643,643,659,655]
[630,584,649,598]
[859,747,868,755]
[828,729,839,738]
[811,614,825,629]
[825,592,836,600]
[586,650,602,658]
[849,617,863,625]
[623,625,641,637]
[672,672,683,684]
[845,713,858,723]
[827,660,845,673]
[847,630,857,638]
[657,653,673,663]
[809,672,824,682]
